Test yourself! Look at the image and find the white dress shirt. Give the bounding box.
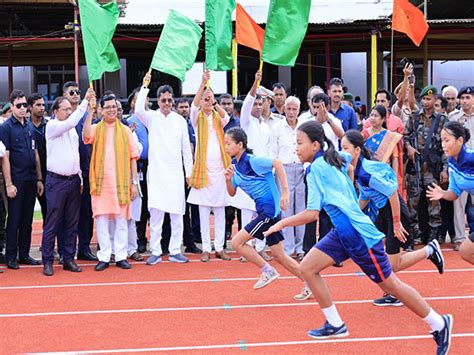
[45,98,88,177]
[0,141,5,157]
[241,94,271,156]
[450,109,474,148]
[298,110,313,121]
[270,117,309,163]
[263,112,284,130]
[305,112,342,151]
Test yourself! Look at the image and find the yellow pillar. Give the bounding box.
[232,38,238,98]
[371,32,377,103]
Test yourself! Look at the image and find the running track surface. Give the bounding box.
[1,223,473,353]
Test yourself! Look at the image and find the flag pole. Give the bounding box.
[89,81,96,110]
[257,58,263,88]
[232,38,238,99]
[390,24,394,93]
[143,67,152,88]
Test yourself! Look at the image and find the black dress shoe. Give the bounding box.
[77,251,98,261]
[7,260,19,269]
[63,260,82,272]
[116,260,131,269]
[43,263,54,276]
[185,245,202,254]
[95,261,109,271]
[19,256,41,265]
[59,256,64,265]
[137,243,147,253]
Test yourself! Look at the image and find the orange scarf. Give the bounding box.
[89,120,131,205]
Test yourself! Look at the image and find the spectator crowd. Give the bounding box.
[0,62,472,276]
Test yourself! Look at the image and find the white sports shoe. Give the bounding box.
[293,284,313,301]
[253,268,280,289]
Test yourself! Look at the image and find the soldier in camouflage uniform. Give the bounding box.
[404,86,448,244]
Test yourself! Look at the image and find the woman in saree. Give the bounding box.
[362,105,404,196]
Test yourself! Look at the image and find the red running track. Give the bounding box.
[1,248,473,354]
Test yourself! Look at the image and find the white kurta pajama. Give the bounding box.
[187,104,229,253]
[135,87,193,256]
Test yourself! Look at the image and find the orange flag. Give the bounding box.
[392,0,429,46]
[236,3,265,53]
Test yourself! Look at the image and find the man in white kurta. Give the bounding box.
[136,79,193,264]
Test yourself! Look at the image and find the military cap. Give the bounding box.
[420,85,437,97]
[1,103,10,114]
[458,86,474,98]
[256,86,274,98]
[343,92,354,102]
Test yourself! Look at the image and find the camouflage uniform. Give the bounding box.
[403,109,447,242]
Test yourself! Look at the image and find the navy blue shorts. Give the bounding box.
[314,228,392,283]
[244,214,285,247]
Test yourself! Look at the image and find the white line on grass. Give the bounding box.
[0,267,472,291]
[1,295,472,318]
[29,333,474,354]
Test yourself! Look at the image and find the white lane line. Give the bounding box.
[0,267,472,291]
[2,295,472,318]
[29,333,474,354]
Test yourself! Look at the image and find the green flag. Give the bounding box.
[262,0,311,66]
[150,10,203,82]
[79,0,121,81]
[205,0,235,71]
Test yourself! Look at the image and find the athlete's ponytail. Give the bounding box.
[344,129,372,159]
[298,121,345,170]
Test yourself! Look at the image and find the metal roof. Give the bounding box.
[119,0,394,26]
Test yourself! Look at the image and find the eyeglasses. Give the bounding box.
[68,89,81,96]
[15,103,28,109]
[103,105,117,110]
[160,98,173,104]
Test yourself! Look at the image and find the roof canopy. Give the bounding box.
[119,0,394,26]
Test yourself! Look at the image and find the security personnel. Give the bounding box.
[404,85,448,244]
[449,86,474,250]
[0,90,44,269]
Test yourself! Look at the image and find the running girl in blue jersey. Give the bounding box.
[224,127,309,297]
[342,130,445,307]
[264,121,452,354]
[427,121,474,265]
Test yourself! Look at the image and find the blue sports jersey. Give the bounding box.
[355,157,398,221]
[231,152,280,218]
[448,145,474,196]
[306,150,385,250]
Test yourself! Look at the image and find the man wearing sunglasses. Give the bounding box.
[63,81,97,262]
[136,74,193,265]
[0,89,44,269]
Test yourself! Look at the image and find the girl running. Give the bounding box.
[224,127,311,299]
[341,130,444,307]
[264,121,452,354]
[427,121,474,264]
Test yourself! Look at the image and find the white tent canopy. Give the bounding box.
[120,0,393,26]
